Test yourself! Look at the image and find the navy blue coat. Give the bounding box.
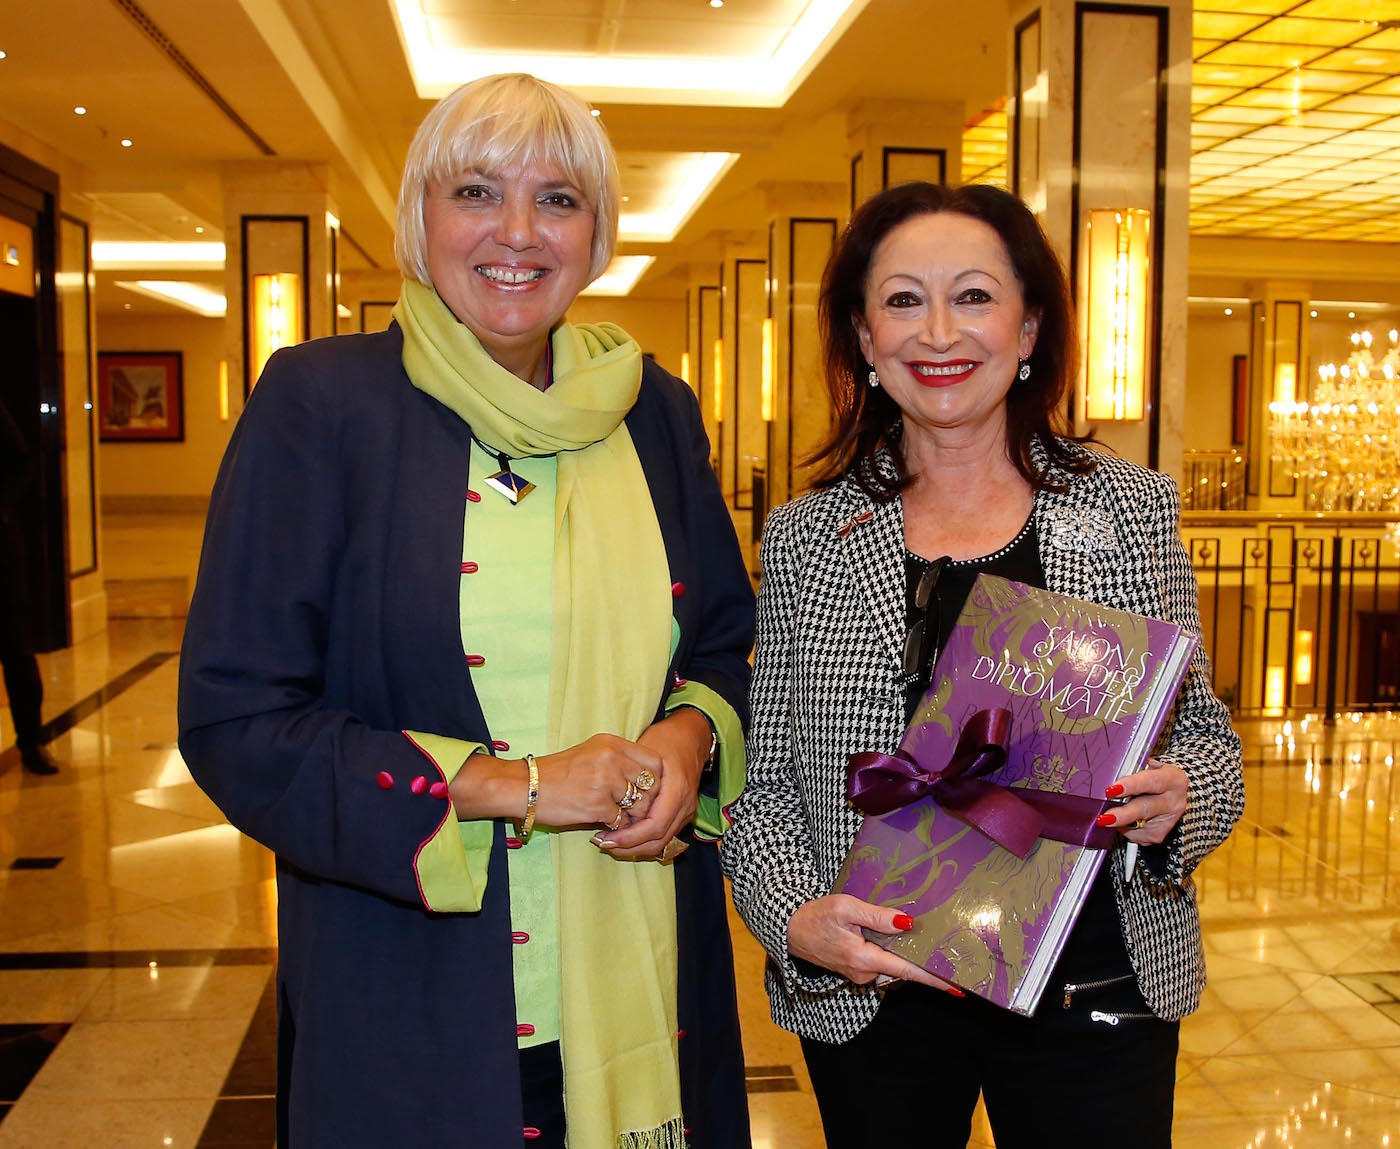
[178,326,755,1148]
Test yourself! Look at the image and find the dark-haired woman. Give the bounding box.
[721,182,1242,1149]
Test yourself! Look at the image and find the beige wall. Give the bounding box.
[568,296,686,381]
[97,312,230,506]
[1183,313,1248,453]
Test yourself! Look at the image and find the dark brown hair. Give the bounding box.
[811,181,1094,501]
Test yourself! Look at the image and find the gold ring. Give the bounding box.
[1135,818,1147,829]
[608,807,624,831]
[618,782,640,809]
[635,768,656,792]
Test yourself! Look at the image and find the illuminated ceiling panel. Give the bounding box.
[391,0,870,107]
[961,101,1007,189]
[1191,5,1400,242]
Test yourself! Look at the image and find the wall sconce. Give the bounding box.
[761,317,774,422]
[712,337,724,424]
[218,359,229,422]
[1294,630,1313,686]
[1084,208,1150,421]
[250,272,302,389]
[680,351,691,388]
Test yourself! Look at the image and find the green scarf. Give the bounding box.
[396,280,684,1149]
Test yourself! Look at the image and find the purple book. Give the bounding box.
[833,573,1198,1015]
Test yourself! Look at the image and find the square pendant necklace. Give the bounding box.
[473,435,535,505]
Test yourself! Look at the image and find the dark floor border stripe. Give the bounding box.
[0,651,176,772]
[0,948,276,970]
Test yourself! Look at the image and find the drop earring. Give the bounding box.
[868,367,881,389]
[1017,358,1031,382]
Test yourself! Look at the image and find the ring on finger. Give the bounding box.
[618,782,641,810]
[634,768,656,792]
[1134,817,1147,829]
[608,807,624,831]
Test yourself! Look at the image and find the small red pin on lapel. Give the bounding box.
[837,509,875,537]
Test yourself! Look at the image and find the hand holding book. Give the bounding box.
[786,894,964,996]
[1100,758,1189,846]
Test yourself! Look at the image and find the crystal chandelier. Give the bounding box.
[1270,328,1400,511]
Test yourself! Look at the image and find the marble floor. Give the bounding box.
[2,514,1400,1146]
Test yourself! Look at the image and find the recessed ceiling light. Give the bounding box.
[621,195,630,203]
[0,51,7,60]
[195,226,204,234]
[1349,311,1357,319]
[74,106,86,116]
[1224,307,1233,316]
[590,108,601,117]
[1311,310,1318,317]
[710,0,723,7]
[121,138,132,147]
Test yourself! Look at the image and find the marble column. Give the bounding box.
[1007,0,1191,478]
[847,99,966,211]
[221,162,340,416]
[762,181,846,509]
[1245,282,1313,509]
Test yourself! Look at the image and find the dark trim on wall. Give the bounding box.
[850,151,863,213]
[59,212,98,578]
[240,214,311,397]
[1012,10,1042,199]
[697,283,719,471]
[358,300,396,333]
[786,217,839,496]
[732,257,766,509]
[1070,1,1170,469]
[882,146,947,189]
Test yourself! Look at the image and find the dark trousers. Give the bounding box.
[0,648,42,750]
[520,1042,566,1148]
[801,985,1179,1149]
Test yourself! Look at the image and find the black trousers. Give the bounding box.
[0,649,42,750]
[520,1042,566,1148]
[801,985,1179,1149]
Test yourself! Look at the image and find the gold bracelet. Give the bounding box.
[518,754,539,841]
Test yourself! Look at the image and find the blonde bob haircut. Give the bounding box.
[395,73,620,286]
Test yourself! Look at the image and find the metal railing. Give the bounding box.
[1184,512,1400,717]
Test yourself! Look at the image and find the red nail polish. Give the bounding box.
[1096,812,1116,828]
[1105,783,1124,798]
[892,913,914,931]
[944,985,966,998]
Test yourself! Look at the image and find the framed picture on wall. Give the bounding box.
[97,351,184,442]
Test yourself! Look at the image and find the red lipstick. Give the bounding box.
[907,359,978,387]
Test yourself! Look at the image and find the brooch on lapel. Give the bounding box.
[837,509,875,538]
[1043,505,1119,554]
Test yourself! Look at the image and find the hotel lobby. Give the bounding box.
[5,0,1400,1145]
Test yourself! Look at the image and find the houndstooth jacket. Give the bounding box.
[720,437,1244,1044]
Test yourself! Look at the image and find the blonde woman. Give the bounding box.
[180,74,753,1149]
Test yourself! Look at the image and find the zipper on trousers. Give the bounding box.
[1062,972,1136,1009]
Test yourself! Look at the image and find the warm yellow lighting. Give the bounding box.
[1274,362,1297,404]
[251,272,302,389]
[1084,209,1149,421]
[579,255,654,297]
[1264,665,1286,714]
[91,242,225,270]
[218,360,229,422]
[713,338,724,424]
[1295,630,1313,686]
[761,317,774,422]
[113,280,226,318]
[680,351,691,387]
[617,154,738,242]
[392,0,867,106]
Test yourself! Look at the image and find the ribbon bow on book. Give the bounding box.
[846,708,1121,860]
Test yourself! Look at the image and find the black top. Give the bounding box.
[905,516,1144,1016]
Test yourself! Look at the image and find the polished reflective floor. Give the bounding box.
[1,515,1399,1146]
